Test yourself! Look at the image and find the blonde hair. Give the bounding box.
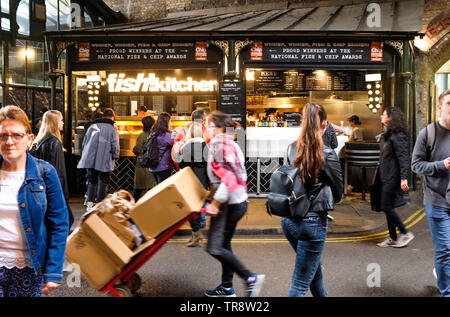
[33,110,63,146]
[186,123,203,140]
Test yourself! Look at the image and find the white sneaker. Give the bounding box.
[394,232,415,248]
[376,237,398,247]
[86,201,95,212]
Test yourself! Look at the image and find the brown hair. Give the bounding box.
[439,90,450,105]
[293,103,327,183]
[209,111,234,129]
[0,105,32,134]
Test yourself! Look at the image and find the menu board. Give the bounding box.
[283,112,302,127]
[249,70,364,94]
[218,81,244,115]
[254,70,284,93]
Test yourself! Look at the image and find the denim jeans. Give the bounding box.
[207,201,251,288]
[425,204,450,297]
[281,214,328,297]
[381,190,407,240]
[86,169,111,203]
[189,211,207,232]
[152,169,173,184]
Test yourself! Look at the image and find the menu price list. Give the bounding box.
[248,70,365,94]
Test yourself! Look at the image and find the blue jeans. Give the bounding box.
[281,214,328,297]
[425,204,450,297]
[86,169,111,203]
[189,210,207,232]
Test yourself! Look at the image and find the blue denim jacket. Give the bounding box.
[0,153,69,283]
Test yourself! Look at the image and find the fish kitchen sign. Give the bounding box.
[77,42,216,63]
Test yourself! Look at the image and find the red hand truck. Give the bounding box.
[100,212,201,297]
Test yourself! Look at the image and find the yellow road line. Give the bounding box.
[167,208,426,244]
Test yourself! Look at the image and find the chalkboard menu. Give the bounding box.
[248,70,365,94]
[283,112,302,127]
[218,81,244,115]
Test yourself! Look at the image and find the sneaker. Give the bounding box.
[246,274,265,297]
[376,237,398,248]
[394,232,415,248]
[86,201,95,212]
[204,285,236,297]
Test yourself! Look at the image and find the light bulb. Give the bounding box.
[368,91,373,95]
[375,90,380,95]
[369,104,374,109]
[372,109,377,113]
[89,97,93,101]
[376,83,381,89]
[369,97,374,102]
[367,84,372,89]
[376,104,381,108]
[375,97,379,101]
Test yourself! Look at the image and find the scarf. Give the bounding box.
[209,133,246,193]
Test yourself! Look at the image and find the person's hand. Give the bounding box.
[444,157,450,170]
[41,281,61,295]
[205,200,221,216]
[401,179,409,192]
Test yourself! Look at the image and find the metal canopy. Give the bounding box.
[44,0,424,40]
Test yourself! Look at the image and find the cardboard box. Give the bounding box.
[129,167,209,239]
[66,214,156,290]
[66,228,123,290]
[98,212,136,249]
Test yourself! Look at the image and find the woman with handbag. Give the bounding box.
[375,107,414,248]
[132,115,156,201]
[203,111,265,297]
[283,103,343,297]
[148,112,175,184]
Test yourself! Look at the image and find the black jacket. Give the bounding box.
[177,138,209,189]
[30,134,69,200]
[286,142,343,212]
[376,131,409,193]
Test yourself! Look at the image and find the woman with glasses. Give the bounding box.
[30,110,73,229]
[0,106,69,297]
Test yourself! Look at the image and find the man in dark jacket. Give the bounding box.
[77,108,120,210]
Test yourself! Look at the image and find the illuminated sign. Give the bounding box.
[107,73,217,93]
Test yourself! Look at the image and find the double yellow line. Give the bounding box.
[168,208,426,244]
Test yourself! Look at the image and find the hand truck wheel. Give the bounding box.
[124,273,142,292]
[114,285,133,297]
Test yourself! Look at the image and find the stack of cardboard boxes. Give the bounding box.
[66,167,209,290]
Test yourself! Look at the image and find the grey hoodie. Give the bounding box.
[411,122,450,209]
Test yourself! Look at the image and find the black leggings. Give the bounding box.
[381,191,407,240]
[207,201,251,288]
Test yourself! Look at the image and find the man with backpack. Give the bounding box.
[411,90,450,297]
[77,108,120,211]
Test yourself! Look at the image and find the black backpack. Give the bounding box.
[266,164,312,222]
[139,134,161,169]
